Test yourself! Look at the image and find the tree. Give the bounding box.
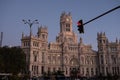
[0,46,26,75]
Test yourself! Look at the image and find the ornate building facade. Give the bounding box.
[21,12,120,77]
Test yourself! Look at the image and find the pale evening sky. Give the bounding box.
[0,0,120,50]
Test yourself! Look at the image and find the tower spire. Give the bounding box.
[0,32,3,47]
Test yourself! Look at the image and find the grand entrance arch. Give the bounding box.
[69,57,80,77]
[70,57,79,68]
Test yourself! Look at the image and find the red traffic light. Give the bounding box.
[77,20,82,26]
[77,20,84,33]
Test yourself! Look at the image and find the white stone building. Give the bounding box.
[21,12,120,77]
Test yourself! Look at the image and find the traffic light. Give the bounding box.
[77,20,84,33]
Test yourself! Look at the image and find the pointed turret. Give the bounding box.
[37,26,48,41]
[22,32,24,38]
[116,38,118,44]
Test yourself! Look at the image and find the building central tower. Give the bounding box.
[60,12,72,33]
[56,12,77,44]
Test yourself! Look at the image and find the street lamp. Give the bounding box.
[61,42,64,71]
[22,19,39,36]
[22,19,39,77]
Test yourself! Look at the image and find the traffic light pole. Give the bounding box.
[83,5,120,26]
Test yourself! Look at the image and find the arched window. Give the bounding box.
[52,55,56,64]
[70,58,79,67]
[81,56,84,64]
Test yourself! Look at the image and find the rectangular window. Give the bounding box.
[96,68,98,75]
[58,67,61,71]
[48,67,51,72]
[117,67,119,74]
[66,68,68,75]
[32,65,34,71]
[48,56,51,64]
[102,67,104,75]
[101,55,103,64]
[99,40,102,43]
[86,68,89,76]
[33,51,37,62]
[111,47,117,52]
[37,66,38,74]
[82,68,84,75]
[42,34,45,39]
[91,68,94,76]
[24,41,29,47]
[41,66,44,74]
[112,67,114,74]
[42,52,44,63]
[53,67,56,72]
[66,24,70,31]
[111,55,116,64]
[106,67,108,74]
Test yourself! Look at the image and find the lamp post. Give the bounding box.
[22,19,39,36]
[61,42,64,71]
[22,19,39,77]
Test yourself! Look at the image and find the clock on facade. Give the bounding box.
[66,18,69,21]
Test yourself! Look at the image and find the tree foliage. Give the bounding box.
[0,46,26,75]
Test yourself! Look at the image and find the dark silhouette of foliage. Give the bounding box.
[0,46,26,75]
